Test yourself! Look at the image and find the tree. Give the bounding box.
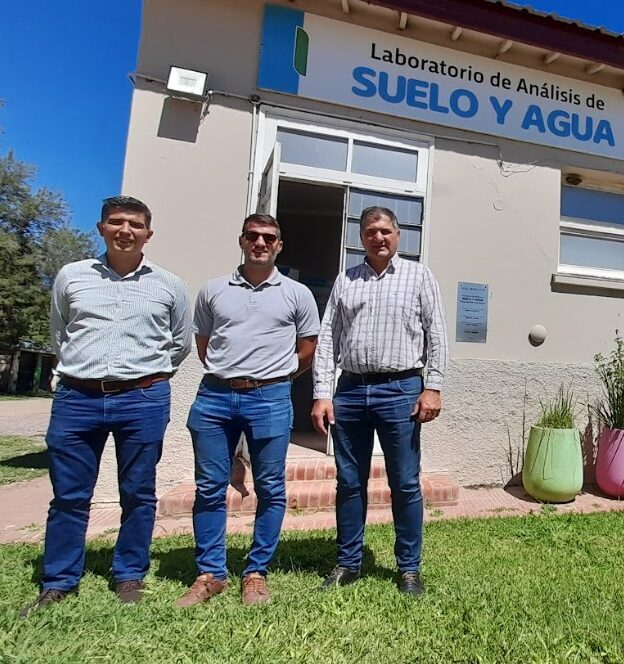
[0,151,96,348]
[39,222,98,289]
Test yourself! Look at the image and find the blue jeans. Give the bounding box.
[187,379,293,579]
[42,380,170,590]
[332,374,424,572]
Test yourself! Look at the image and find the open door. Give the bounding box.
[257,142,281,216]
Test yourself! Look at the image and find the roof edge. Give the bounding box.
[370,0,624,70]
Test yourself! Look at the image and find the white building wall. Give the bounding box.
[95,0,623,503]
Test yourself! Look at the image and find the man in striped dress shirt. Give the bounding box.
[21,196,192,616]
[312,205,448,596]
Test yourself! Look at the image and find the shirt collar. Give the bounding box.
[229,266,282,288]
[363,252,401,277]
[97,252,151,279]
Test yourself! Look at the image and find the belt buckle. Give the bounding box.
[101,380,121,394]
[229,378,248,390]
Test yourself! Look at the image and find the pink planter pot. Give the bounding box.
[596,427,624,498]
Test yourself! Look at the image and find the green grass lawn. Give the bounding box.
[0,436,48,486]
[2,512,624,663]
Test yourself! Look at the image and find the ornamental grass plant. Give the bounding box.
[594,331,624,430]
[536,383,576,430]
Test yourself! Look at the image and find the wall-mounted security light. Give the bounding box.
[564,173,583,186]
[166,66,208,100]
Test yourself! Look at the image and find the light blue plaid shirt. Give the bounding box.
[51,254,192,380]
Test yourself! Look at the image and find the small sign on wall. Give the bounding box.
[456,282,488,343]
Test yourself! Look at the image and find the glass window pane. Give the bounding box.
[346,217,363,248]
[351,142,418,182]
[276,128,348,171]
[560,233,624,271]
[398,225,422,254]
[348,189,422,226]
[561,186,624,228]
[399,253,420,263]
[345,249,365,270]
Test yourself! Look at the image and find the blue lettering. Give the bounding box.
[405,78,428,109]
[594,119,615,146]
[570,114,592,141]
[352,66,377,97]
[378,71,406,104]
[429,83,449,114]
[449,89,478,118]
[547,110,571,138]
[489,97,513,125]
[521,105,546,133]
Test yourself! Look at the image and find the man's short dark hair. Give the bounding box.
[101,196,152,227]
[360,206,399,233]
[241,213,281,238]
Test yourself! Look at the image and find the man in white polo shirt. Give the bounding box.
[176,213,319,607]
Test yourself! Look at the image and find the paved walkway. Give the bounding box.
[0,397,51,437]
[2,481,623,545]
[2,398,623,545]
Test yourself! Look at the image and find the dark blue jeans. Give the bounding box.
[187,379,293,579]
[42,380,170,590]
[332,374,424,572]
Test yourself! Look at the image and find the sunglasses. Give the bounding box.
[242,230,280,245]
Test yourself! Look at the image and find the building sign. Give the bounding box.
[456,282,488,343]
[258,5,623,161]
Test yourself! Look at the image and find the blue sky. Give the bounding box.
[0,1,622,232]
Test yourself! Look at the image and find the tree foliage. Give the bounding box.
[0,151,98,348]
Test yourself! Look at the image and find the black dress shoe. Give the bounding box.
[20,587,77,618]
[116,580,145,604]
[400,571,425,597]
[319,565,361,591]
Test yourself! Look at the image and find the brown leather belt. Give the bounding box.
[60,373,170,394]
[342,368,422,384]
[204,374,291,390]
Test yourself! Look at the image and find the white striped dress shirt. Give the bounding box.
[313,254,448,399]
[51,254,192,380]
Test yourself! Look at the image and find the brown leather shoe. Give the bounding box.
[242,572,270,606]
[174,573,229,608]
[116,580,145,604]
[19,587,77,618]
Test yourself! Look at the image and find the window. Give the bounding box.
[345,189,423,268]
[559,183,624,278]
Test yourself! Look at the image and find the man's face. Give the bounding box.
[360,214,399,262]
[97,208,153,258]
[239,222,283,268]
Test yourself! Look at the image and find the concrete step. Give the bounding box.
[159,458,459,517]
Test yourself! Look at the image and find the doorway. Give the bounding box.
[275,179,345,453]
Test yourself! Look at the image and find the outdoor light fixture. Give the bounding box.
[166,66,208,100]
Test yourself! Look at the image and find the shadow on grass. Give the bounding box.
[26,534,396,589]
[153,536,395,587]
[0,449,49,471]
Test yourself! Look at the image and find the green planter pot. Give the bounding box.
[522,426,583,503]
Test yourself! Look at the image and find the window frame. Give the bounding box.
[558,181,624,281]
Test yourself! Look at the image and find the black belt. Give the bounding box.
[341,368,422,384]
[204,374,291,390]
[60,373,170,394]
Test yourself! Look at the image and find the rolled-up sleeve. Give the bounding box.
[419,266,448,391]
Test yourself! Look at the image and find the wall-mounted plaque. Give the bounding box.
[456,282,488,343]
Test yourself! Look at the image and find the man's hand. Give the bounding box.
[412,389,442,423]
[311,399,335,436]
